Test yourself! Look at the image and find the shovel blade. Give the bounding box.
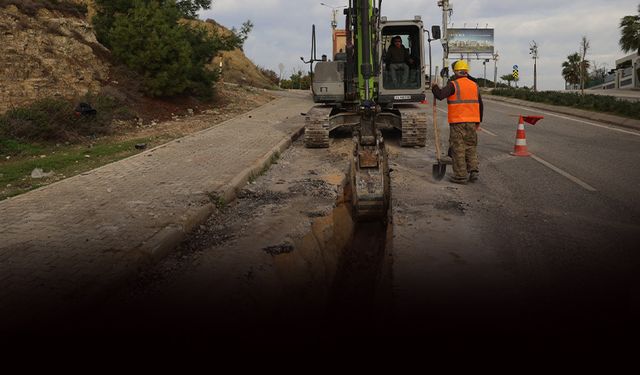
[432,163,447,180]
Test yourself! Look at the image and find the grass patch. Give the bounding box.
[0,95,139,200]
[207,192,226,209]
[491,88,640,119]
[0,137,154,200]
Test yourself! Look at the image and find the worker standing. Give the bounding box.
[431,60,483,184]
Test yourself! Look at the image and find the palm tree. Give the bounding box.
[579,36,590,94]
[619,5,640,54]
[562,53,581,89]
[500,74,514,87]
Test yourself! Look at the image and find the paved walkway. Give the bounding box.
[0,90,313,330]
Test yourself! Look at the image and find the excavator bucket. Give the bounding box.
[350,142,390,221]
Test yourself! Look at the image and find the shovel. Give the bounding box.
[432,97,447,180]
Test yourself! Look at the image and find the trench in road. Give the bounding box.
[61,136,394,338]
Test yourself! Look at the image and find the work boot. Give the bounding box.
[448,176,467,185]
[468,171,479,182]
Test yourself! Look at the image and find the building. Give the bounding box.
[592,52,639,90]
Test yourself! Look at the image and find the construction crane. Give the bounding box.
[303,0,440,221]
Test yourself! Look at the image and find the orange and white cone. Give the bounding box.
[510,116,531,157]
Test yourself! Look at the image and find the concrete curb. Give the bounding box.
[136,124,306,263]
[218,126,305,204]
[483,94,640,132]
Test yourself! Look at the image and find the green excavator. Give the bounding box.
[303,0,440,221]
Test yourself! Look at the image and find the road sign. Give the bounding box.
[513,65,518,70]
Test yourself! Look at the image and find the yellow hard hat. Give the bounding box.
[453,60,470,71]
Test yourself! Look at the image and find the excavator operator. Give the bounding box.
[385,36,414,85]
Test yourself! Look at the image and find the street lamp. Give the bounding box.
[320,2,347,30]
[529,40,538,91]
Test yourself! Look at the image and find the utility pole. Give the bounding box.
[320,2,347,60]
[529,40,538,91]
[437,0,452,78]
[493,51,499,88]
[320,2,344,31]
[483,59,489,87]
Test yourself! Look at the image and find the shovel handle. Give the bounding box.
[432,98,443,162]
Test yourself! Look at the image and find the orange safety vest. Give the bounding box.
[447,77,480,124]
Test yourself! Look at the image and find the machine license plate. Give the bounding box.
[394,95,411,100]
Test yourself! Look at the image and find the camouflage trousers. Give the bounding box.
[449,122,479,179]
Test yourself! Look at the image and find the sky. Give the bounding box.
[200,0,639,90]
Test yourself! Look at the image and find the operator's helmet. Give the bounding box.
[453,60,470,72]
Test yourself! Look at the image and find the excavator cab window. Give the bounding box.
[381,25,422,90]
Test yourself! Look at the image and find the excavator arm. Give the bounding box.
[347,0,390,220]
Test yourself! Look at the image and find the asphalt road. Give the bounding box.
[388,98,640,351]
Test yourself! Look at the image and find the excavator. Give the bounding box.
[303,0,440,221]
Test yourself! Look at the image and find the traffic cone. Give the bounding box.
[510,116,531,157]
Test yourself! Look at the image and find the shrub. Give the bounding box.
[490,88,640,119]
[103,1,239,98]
[0,95,133,143]
[258,67,280,86]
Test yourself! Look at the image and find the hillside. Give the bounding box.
[188,18,275,89]
[0,1,274,116]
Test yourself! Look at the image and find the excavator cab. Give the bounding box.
[378,18,427,104]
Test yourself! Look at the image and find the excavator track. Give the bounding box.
[304,106,333,148]
[400,111,428,147]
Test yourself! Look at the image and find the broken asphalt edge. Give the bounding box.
[483,94,640,132]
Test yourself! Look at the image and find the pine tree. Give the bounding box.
[107,1,231,97]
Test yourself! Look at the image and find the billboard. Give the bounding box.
[448,28,494,54]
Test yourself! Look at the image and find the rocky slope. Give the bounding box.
[0,3,110,113]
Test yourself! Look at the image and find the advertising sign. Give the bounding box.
[448,28,494,54]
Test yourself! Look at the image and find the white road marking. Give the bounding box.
[479,127,498,136]
[530,154,598,192]
[435,107,497,136]
[487,100,640,137]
